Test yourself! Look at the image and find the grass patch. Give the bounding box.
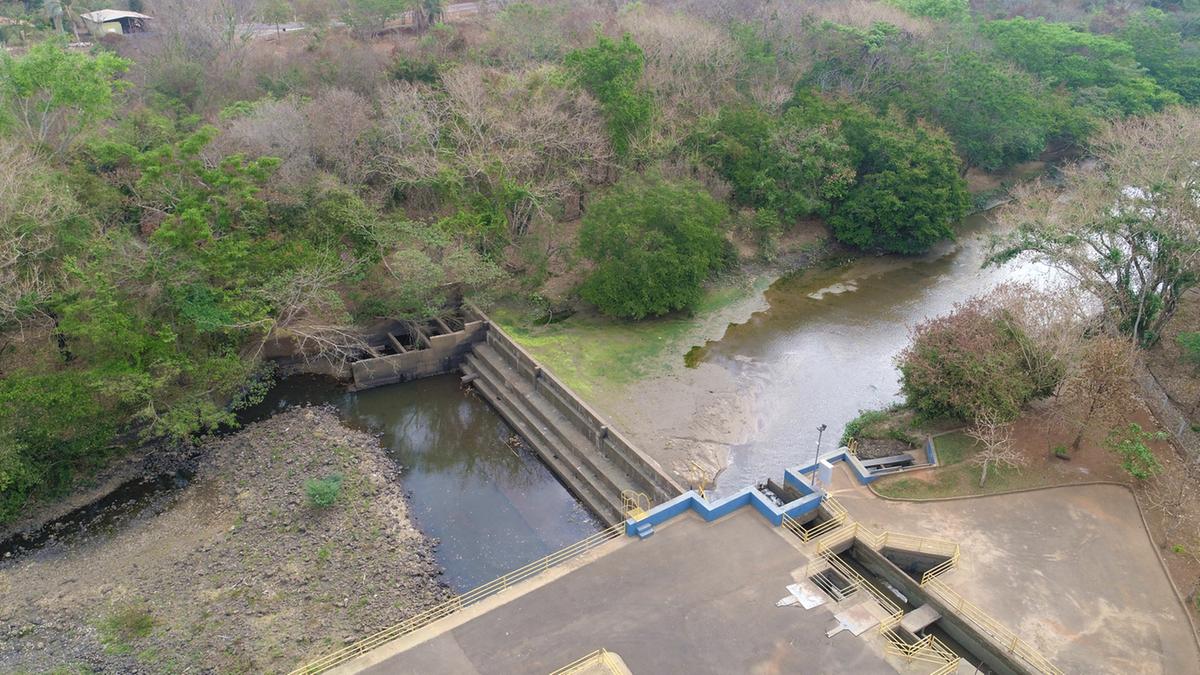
[97,605,154,655]
[491,278,760,397]
[304,473,343,508]
[930,432,975,466]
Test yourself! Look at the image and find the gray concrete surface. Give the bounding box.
[829,471,1200,675]
[356,510,901,674]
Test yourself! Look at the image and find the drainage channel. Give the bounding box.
[830,549,998,674]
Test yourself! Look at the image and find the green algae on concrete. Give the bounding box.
[491,273,772,398]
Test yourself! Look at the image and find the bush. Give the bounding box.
[789,91,970,254]
[579,176,727,319]
[565,33,653,157]
[897,293,1060,422]
[1105,424,1165,480]
[304,473,343,507]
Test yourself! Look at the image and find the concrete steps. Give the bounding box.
[462,348,630,524]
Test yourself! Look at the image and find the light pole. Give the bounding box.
[811,424,827,486]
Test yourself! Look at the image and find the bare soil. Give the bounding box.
[0,407,450,674]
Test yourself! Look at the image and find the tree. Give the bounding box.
[989,108,1200,345]
[1060,337,1136,451]
[967,410,1026,486]
[1105,423,1166,480]
[0,40,130,153]
[695,105,854,220]
[825,105,969,254]
[344,0,413,33]
[258,0,293,34]
[980,17,1178,117]
[1120,9,1200,103]
[565,34,653,158]
[1178,332,1200,415]
[579,176,728,319]
[897,289,1062,422]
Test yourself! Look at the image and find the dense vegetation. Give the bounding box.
[3,0,1200,521]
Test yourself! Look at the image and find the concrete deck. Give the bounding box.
[829,470,1200,675]
[349,510,903,674]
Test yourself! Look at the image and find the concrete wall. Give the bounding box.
[851,545,1028,675]
[471,306,683,504]
[350,320,486,390]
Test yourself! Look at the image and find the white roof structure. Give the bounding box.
[79,10,152,23]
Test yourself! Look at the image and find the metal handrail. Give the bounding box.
[549,648,623,675]
[924,577,1064,675]
[289,522,625,675]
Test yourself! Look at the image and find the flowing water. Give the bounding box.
[237,375,602,591]
[693,211,1047,495]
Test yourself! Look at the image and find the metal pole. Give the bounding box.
[811,424,827,486]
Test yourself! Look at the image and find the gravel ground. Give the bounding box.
[0,407,450,674]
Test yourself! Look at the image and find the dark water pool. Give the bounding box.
[242,374,601,591]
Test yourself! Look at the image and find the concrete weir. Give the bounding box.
[349,306,682,524]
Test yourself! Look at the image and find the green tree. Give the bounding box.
[1105,423,1166,480]
[0,39,130,152]
[889,0,969,20]
[1120,9,1200,103]
[344,0,413,32]
[565,34,653,158]
[980,18,1179,117]
[695,105,854,219]
[793,94,969,254]
[579,176,728,319]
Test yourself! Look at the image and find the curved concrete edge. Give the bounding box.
[869,479,1200,654]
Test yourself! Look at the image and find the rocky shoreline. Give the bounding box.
[0,407,450,674]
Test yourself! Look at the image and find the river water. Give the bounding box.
[243,374,600,591]
[694,211,1047,495]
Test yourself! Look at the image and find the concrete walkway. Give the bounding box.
[348,510,901,674]
[828,470,1200,675]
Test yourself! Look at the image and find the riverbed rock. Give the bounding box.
[0,407,450,674]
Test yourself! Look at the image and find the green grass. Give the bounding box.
[930,432,976,466]
[492,277,763,397]
[97,605,154,655]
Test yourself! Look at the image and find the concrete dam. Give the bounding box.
[349,305,682,524]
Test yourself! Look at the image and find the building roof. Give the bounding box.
[79,10,152,24]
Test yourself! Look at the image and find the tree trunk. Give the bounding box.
[979,461,989,487]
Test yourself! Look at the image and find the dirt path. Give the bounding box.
[0,407,450,674]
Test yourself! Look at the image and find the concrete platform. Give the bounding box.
[829,469,1200,675]
[346,510,903,674]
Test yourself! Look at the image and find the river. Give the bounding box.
[692,210,1048,496]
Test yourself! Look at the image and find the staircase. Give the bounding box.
[461,342,648,525]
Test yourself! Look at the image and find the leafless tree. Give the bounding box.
[967,410,1027,486]
[1145,457,1200,543]
[991,108,1200,345]
[1060,336,1137,451]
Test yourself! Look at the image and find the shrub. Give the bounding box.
[565,34,653,157]
[1105,423,1165,480]
[897,293,1061,422]
[305,473,343,507]
[579,176,727,319]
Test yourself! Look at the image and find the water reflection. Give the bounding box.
[695,212,1047,495]
[244,374,601,591]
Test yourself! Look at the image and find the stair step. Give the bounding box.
[464,361,624,524]
[467,349,638,501]
[635,521,655,539]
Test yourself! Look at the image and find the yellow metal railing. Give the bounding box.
[549,648,624,675]
[621,490,651,521]
[806,546,959,674]
[781,497,850,542]
[289,522,625,675]
[924,577,1064,675]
